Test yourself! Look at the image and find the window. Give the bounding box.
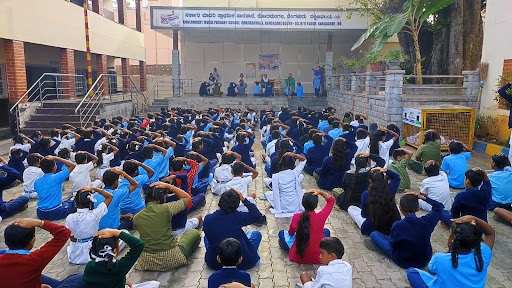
[0,64,7,98]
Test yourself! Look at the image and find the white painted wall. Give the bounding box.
[480,1,512,117]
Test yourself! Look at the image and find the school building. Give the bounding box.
[0,0,146,134]
[149,0,399,95]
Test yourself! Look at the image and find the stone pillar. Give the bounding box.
[121,58,130,93]
[365,72,379,95]
[325,32,333,92]
[92,0,104,16]
[385,70,405,131]
[96,54,108,94]
[463,70,481,109]
[60,48,76,99]
[4,40,27,104]
[116,0,127,25]
[172,30,181,97]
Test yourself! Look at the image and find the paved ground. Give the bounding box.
[1,140,511,288]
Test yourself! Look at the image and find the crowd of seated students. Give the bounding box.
[0,103,508,288]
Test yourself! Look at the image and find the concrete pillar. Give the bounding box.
[172,30,180,97]
[4,40,27,104]
[96,54,108,94]
[92,0,104,16]
[463,70,481,108]
[116,0,127,25]
[121,58,130,93]
[325,32,333,91]
[385,70,405,131]
[60,48,76,99]
[139,61,147,92]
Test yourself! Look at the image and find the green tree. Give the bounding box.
[351,0,455,83]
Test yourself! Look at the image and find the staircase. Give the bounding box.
[149,98,173,113]
[21,101,98,136]
[288,95,329,111]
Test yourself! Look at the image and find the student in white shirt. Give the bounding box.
[22,154,44,198]
[94,143,119,179]
[265,152,307,217]
[419,160,452,226]
[225,161,259,213]
[369,128,399,168]
[352,129,371,165]
[211,151,239,195]
[10,133,34,152]
[70,152,102,193]
[261,130,281,164]
[66,186,113,264]
[56,131,78,155]
[299,237,352,288]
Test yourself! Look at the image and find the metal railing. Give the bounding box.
[75,74,148,127]
[146,78,192,105]
[9,73,88,134]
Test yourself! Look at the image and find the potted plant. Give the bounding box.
[345,58,361,73]
[331,56,346,75]
[384,49,402,70]
[363,51,382,72]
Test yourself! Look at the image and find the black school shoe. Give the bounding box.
[253,215,267,227]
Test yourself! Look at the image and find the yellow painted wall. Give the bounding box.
[0,0,145,61]
[183,0,355,9]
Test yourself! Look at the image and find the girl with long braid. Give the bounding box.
[369,128,399,168]
[83,228,160,288]
[406,215,495,288]
[348,167,401,236]
[278,189,334,264]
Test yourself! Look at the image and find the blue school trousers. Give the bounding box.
[42,274,86,288]
[0,195,29,220]
[205,231,262,252]
[36,198,74,221]
[406,268,428,288]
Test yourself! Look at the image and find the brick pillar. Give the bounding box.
[121,58,130,92]
[139,61,147,92]
[4,40,27,104]
[60,48,76,99]
[135,0,142,32]
[96,54,108,95]
[117,0,127,25]
[92,0,104,16]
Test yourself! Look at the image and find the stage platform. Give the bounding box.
[149,93,329,113]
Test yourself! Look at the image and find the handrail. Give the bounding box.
[10,73,87,113]
[75,75,106,114]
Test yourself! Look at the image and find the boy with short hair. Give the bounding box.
[370,191,443,269]
[299,237,353,288]
[352,128,371,165]
[69,151,101,194]
[388,148,413,193]
[419,160,452,226]
[208,238,253,288]
[451,167,491,222]
[22,153,44,199]
[0,218,85,287]
[34,156,76,220]
[487,153,512,211]
[441,141,473,188]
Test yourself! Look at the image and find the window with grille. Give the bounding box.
[0,64,7,98]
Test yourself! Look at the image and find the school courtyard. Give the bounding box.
[0,138,511,288]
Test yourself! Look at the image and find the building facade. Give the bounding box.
[0,0,146,131]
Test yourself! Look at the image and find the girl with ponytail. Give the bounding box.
[278,189,335,264]
[369,127,399,168]
[95,143,119,180]
[84,228,159,288]
[406,215,495,288]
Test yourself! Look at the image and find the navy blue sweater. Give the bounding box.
[8,150,28,176]
[203,199,262,271]
[305,144,330,173]
[315,140,357,190]
[451,181,492,222]
[208,267,251,288]
[390,197,443,268]
[231,137,255,170]
[498,83,512,128]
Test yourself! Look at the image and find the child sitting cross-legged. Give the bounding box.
[66,187,113,264]
[406,215,495,288]
[298,237,353,288]
[208,238,255,288]
[420,161,452,226]
[441,141,473,189]
[387,148,413,194]
[83,229,160,288]
[211,152,238,195]
[370,191,443,269]
[451,167,491,222]
[278,189,335,264]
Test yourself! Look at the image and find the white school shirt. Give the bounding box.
[225,176,253,198]
[265,139,278,156]
[350,120,359,127]
[352,137,370,165]
[261,124,271,142]
[66,202,108,264]
[22,166,44,193]
[420,171,452,211]
[95,153,114,179]
[56,137,76,154]
[378,139,394,168]
[94,137,108,152]
[270,160,306,215]
[10,143,31,152]
[303,259,353,288]
[70,162,95,193]
[212,164,234,195]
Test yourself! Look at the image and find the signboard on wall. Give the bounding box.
[151,7,368,30]
[259,54,280,71]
